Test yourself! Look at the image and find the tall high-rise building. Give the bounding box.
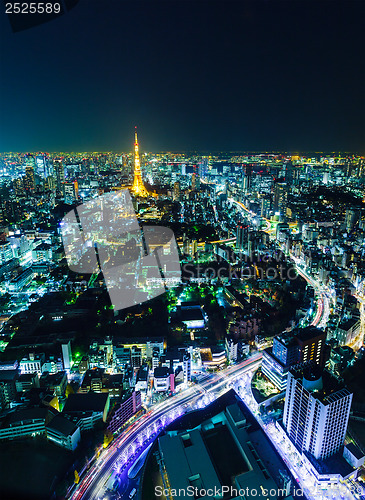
[284,161,294,185]
[191,172,200,191]
[54,158,65,194]
[183,353,191,384]
[36,155,51,178]
[63,181,79,205]
[357,158,365,178]
[345,209,359,232]
[173,181,181,201]
[236,225,249,252]
[273,181,288,215]
[262,327,327,391]
[190,239,197,258]
[272,335,299,366]
[131,127,149,197]
[0,198,5,226]
[262,334,299,391]
[199,157,209,178]
[283,362,352,460]
[24,163,35,192]
[294,327,326,367]
[62,341,72,371]
[243,164,252,193]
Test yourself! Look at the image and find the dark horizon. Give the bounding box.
[1,0,364,153]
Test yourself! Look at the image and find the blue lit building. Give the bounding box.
[261,335,298,391]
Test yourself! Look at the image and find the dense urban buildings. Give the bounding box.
[0,135,364,500]
[1,0,364,496]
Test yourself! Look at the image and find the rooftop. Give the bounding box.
[158,403,279,499]
[0,369,18,382]
[154,366,170,378]
[293,326,326,342]
[304,450,354,480]
[46,414,78,436]
[290,362,351,404]
[1,407,49,427]
[345,443,364,461]
[63,392,109,413]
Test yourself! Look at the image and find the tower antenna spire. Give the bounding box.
[131,127,148,197]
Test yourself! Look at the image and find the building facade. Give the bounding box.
[283,362,352,460]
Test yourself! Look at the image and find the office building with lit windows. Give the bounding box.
[294,327,326,367]
[262,327,326,391]
[262,335,298,391]
[107,390,142,434]
[173,180,181,201]
[273,181,288,216]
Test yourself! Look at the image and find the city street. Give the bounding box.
[69,354,263,500]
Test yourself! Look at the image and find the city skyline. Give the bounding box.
[0,1,364,499]
[0,139,365,499]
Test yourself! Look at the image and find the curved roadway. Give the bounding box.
[70,193,334,500]
[69,354,262,500]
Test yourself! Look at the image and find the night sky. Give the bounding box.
[0,0,364,153]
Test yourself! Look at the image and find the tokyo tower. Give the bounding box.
[131,127,149,197]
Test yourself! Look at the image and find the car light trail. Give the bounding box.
[69,354,262,500]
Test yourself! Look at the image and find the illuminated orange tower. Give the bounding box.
[131,127,149,197]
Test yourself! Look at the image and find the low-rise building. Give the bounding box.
[153,366,171,392]
[19,353,44,376]
[46,414,81,451]
[40,371,67,397]
[225,336,238,362]
[200,347,226,370]
[135,365,149,392]
[0,369,19,410]
[0,408,50,441]
[62,392,110,431]
[343,443,365,469]
[336,319,361,345]
[107,391,142,434]
[15,372,39,393]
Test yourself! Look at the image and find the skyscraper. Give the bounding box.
[236,225,248,252]
[243,164,252,193]
[191,172,199,191]
[262,327,327,391]
[273,181,288,216]
[24,155,36,192]
[63,181,79,205]
[284,160,294,185]
[62,341,72,371]
[173,181,181,201]
[262,334,299,391]
[345,209,359,232]
[283,362,352,460]
[131,127,149,197]
[24,165,35,192]
[54,158,65,195]
[36,155,51,178]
